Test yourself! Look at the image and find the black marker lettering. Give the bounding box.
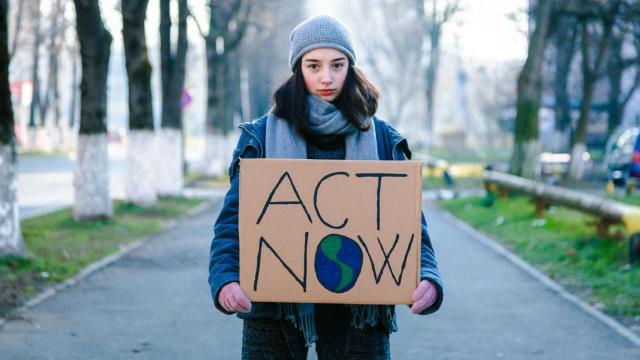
[357,233,415,286]
[314,171,350,229]
[253,232,309,292]
[355,173,407,230]
[256,171,312,225]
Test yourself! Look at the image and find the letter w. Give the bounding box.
[357,233,415,286]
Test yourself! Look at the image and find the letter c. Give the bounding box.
[314,172,349,229]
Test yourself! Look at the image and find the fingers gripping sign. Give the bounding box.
[411,280,438,314]
[219,282,252,313]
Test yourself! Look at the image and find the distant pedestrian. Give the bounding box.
[208,15,444,360]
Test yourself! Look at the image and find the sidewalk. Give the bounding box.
[1,197,639,359]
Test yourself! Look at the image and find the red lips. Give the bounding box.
[318,89,336,96]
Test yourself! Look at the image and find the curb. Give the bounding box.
[0,197,219,330]
[434,203,640,348]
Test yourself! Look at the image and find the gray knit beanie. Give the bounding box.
[288,15,356,72]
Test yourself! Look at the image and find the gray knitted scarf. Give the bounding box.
[265,94,397,345]
[266,94,378,160]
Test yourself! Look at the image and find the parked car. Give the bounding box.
[604,126,640,186]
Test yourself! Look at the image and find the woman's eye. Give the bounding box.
[333,63,344,69]
[309,64,319,70]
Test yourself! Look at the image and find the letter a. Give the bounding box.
[256,171,312,224]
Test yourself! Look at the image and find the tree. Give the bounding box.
[567,0,620,180]
[238,0,305,119]
[8,0,24,60]
[42,0,66,147]
[72,0,113,220]
[551,15,578,138]
[192,0,251,176]
[0,0,23,256]
[414,0,461,146]
[508,0,554,178]
[23,0,71,151]
[157,0,188,196]
[27,0,42,147]
[346,0,425,129]
[122,0,156,206]
[606,15,640,137]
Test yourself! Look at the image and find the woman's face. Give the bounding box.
[300,48,348,102]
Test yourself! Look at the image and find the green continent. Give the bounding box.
[319,235,354,292]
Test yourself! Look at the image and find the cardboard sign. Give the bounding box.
[239,159,422,304]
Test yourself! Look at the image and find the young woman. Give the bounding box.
[209,15,444,360]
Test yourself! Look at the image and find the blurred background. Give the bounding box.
[7,1,640,187]
[2,1,640,351]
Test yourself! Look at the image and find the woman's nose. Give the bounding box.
[320,69,333,84]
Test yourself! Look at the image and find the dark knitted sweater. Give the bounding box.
[305,134,346,160]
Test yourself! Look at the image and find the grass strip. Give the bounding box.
[440,195,640,317]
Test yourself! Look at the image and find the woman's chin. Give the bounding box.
[317,94,338,102]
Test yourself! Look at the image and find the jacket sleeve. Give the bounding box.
[208,131,258,314]
[391,130,444,315]
[418,212,444,315]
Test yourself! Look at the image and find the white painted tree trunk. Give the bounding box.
[0,145,23,256]
[510,139,541,179]
[521,140,541,179]
[568,142,587,181]
[155,128,183,196]
[126,130,157,206]
[73,133,113,220]
[203,131,238,178]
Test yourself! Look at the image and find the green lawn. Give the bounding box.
[0,196,205,317]
[440,195,640,317]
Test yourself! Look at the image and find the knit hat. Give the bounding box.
[288,15,356,72]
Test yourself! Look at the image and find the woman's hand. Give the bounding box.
[410,279,438,314]
[219,282,252,313]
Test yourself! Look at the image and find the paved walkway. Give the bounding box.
[1,196,639,359]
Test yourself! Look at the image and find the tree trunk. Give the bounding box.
[425,24,441,144]
[122,0,156,206]
[47,0,63,147]
[8,0,23,59]
[568,14,614,181]
[73,0,113,220]
[509,0,554,178]
[224,50,241,133]
[68,54,79,129]
[553,17,577,134]
[28,0,41,142]
[607,36,623,137]
[203,0,251,176]
[0,0,23,256]
[157,0,188,195]
[204,52,226,176]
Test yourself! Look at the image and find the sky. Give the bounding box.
[307,0,529,63]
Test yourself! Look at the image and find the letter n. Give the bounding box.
[253,232,309,292]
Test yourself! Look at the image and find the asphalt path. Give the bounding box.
[1,197,639,359]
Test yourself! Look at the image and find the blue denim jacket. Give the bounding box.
[208,114,444,318]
